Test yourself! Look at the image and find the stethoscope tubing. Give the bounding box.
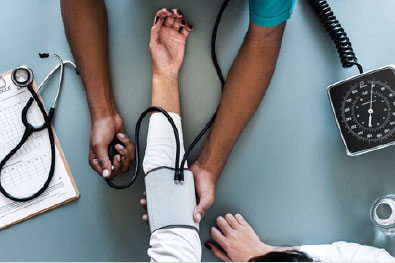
[0,84,56,202]
[0,56,78,202]
[106,106,182,189]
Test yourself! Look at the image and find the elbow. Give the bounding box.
[244,20,286,49]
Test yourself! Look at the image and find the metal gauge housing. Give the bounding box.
[328,65,395,156]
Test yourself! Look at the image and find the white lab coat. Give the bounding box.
[301,242,395,262]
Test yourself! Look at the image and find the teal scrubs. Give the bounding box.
[249,0,296,27]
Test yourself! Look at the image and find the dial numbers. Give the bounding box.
[328,66,395,155]
[341,80,395,142]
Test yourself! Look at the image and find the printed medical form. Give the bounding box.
[0,72,78,229]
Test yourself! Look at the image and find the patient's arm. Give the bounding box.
[141,9,200,262]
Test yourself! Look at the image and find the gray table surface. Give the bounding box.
[1,0,395,261]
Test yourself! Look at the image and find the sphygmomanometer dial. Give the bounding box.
[328,66,395,155]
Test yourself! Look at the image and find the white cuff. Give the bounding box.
[143,112,187,174]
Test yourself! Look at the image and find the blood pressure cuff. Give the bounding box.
[145,167,199,233]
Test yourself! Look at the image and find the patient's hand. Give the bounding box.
[150,8,193,77]
[206,214,274,262]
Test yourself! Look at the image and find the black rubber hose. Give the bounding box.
[309,0,363,74]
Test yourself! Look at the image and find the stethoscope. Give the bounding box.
[0,53,78,202]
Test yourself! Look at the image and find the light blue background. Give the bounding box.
[0,0,395,261]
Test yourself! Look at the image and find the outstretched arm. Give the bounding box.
[140,8,200,262]
[60,0,134,179]
[191,21,286,221]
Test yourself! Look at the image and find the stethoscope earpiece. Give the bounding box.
[39,52,49,58]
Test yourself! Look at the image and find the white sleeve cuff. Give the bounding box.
[143,112,187,174]
[148,228,201,262]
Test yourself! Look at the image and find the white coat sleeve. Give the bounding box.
[143,112,201,262]
[300,242,395,262]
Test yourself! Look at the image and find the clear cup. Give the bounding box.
[371,194,395,235]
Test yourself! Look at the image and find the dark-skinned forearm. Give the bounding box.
[60,0,116,123]
[197,22,286,175]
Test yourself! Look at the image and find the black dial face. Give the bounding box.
[328,67,395,155]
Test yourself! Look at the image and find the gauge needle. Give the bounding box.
[362,100,376,106]
[368,82,374,127]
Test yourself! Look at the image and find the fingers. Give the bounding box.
[141,192,148,224]
[205,242,231,262]
[173,17,185,31]
[151,8,173,45]
[151,8,193,44]
[193,193,214,223]
[116,133,135,172]
[90,142,112,179]
[152,8,172,27]
[89,155,102,175]
[224,214,239,230]
[181,23,193,38]
[140,198,147,211]
[163,8,186,28]
[163,8,177,27]
[210,226,226,248]
[117,132,135,158]
[171,11,193,37]
[216,216,232,236]
[142,214,148,224]
[234,213,248,226]
[112,154,122,174]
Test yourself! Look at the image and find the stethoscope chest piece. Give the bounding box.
[11,65,33,87]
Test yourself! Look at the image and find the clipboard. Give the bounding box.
[0,70,79,230]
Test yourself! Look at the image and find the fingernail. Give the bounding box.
[181,20,185,25]
[155,16,159,24]
[177,10,183,16]
[118,133,126,139]
[195,213,201,222]
[117,155,121,161]
[204,242,211,250]
[116,144,124,150]
[103,169,109,178]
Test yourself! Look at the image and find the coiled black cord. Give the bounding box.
[309,0,364,74]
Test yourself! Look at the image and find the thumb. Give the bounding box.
[194,194,214,223]
[94,143,112,179]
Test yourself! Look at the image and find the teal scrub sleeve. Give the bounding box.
[249,0,296,27]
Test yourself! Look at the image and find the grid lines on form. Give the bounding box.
[0,95,46,161]
[0,93,51,192]
[0,153,50,190]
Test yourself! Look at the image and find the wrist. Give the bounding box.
[90,104,119,123]
[193,158,222,181]
[90,105,118,123]
[196,147,226,177]
[85,84,118,123]
[152,70,179,83]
